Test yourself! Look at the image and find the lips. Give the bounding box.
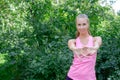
[79,29,86,32]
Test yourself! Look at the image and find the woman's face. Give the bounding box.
[76,18,89,34]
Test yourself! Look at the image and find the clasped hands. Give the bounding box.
[70,41,99,57]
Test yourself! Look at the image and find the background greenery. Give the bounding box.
[0,0,120,80]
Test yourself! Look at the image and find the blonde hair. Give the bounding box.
[76,14,91,37]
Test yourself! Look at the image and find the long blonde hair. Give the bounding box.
[76,14,91,37]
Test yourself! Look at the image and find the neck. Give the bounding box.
[79,33,90,39]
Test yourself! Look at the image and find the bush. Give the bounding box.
[0,0,119,80]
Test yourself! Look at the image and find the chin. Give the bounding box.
[80,31,86,34]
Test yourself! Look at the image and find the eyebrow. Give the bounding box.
[77,23,86,25]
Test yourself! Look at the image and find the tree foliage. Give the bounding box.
[0,0,120,80]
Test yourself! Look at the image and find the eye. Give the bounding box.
[83,23,86,26]
[78,24,81,26]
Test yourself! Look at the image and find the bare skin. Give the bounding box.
[68,18,102,57]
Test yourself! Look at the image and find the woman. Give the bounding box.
[66,14,102,80]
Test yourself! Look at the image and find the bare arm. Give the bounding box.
[68,39,76,50]
[93,36,102,48]
[68,39,87,57]
[88,36,102,54]
[68,39,83,58]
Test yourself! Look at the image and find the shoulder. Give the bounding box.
[67,39,76,48]
[94,36,102,41]
[93,36,102,46]
[68,39,76,44]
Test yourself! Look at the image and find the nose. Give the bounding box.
[80,26,84,29]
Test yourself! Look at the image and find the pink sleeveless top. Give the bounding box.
[67,36,97,80]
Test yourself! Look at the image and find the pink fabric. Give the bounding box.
[67,36,97,80]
